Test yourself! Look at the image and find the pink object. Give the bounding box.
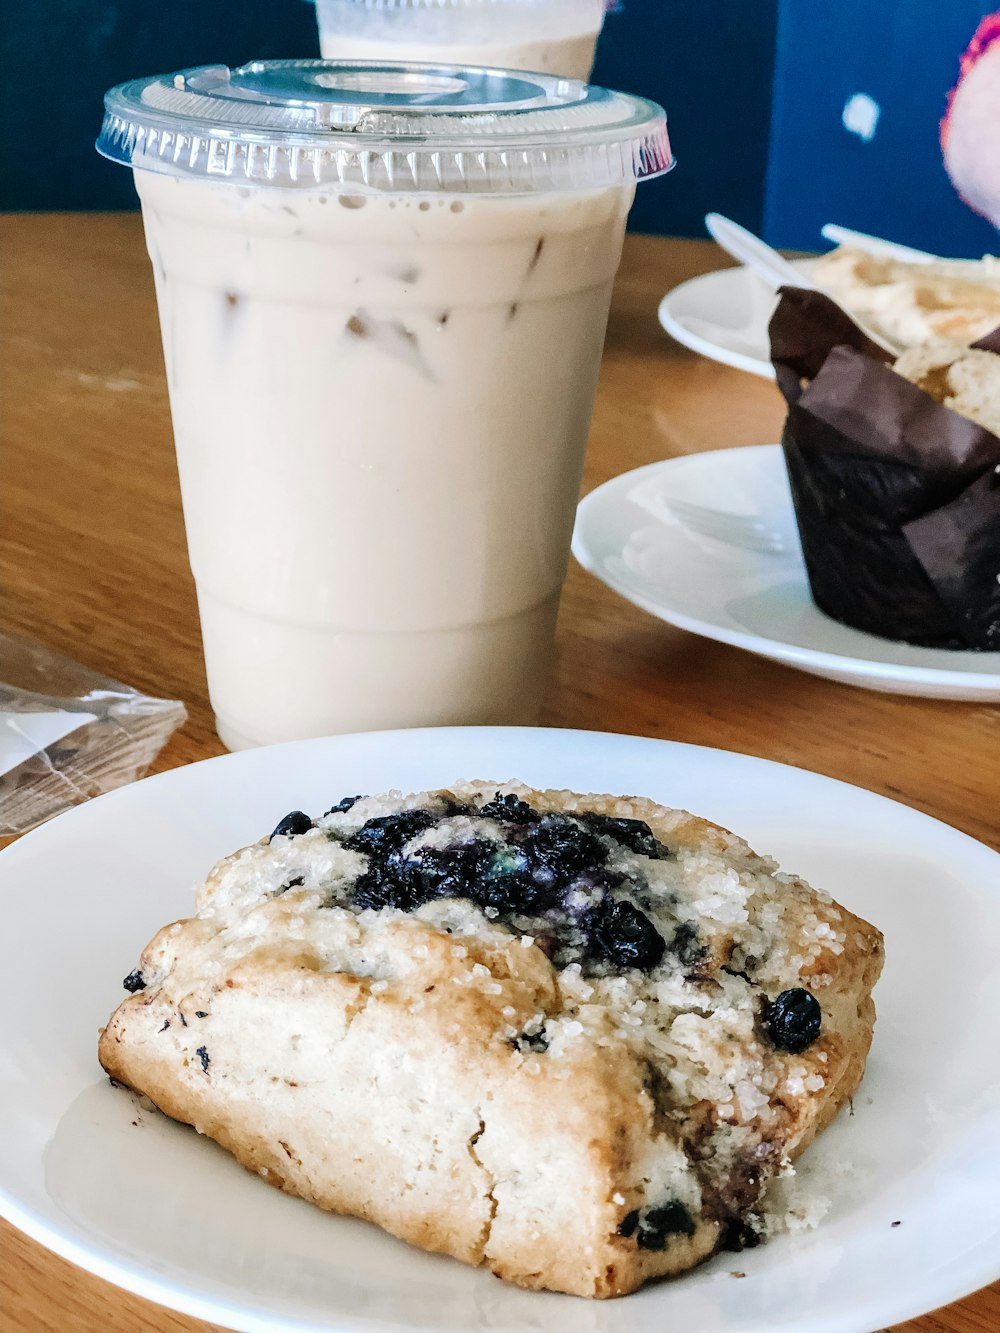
[942,12,1000,226]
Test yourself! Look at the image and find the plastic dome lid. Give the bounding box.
[96,59,672,194]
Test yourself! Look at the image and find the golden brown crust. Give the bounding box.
[99,782,883,1298]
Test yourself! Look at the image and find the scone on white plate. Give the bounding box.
[99,782,883,1298]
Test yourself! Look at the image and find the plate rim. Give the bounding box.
[656,259,818,380]
[3,721,998,861]
[657,285,774,380]
[573,446,1000,695]
[2,725,999,1333]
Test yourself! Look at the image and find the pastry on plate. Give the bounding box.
[771,286,1000,651]
[100,782,883,1298]
[812,244,1000,348]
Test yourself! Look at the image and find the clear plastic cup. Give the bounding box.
[314,0,612,80]
[97,61,671,749]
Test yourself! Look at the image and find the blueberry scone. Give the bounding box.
[99,783,883,1298]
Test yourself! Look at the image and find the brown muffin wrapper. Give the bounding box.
[769,287,1000,650]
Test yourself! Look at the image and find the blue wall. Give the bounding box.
[2,0,998,257]
[592,0,778,240]
[763,0,998,258]
[0,1,321,211]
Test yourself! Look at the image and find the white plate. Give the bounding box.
[573,445,1000,700]
[657,259,816,378]
[2,726,999,1333]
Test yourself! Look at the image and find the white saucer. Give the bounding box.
[572,445,1000,700]
[657,260,816,379]
[1,726,999,1333]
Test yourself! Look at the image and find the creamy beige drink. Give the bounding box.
[98,61,671,748]
[137,175,631,747]
[315,0,607,79]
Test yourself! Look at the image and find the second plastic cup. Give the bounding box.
[97,61,671,749]
[314,0,612,79]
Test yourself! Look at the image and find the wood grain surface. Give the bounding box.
[0,216,997,1333]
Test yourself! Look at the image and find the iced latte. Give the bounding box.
[97,61,671,747]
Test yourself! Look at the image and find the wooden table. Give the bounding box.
[1,216,996,1333]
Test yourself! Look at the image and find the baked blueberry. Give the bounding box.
[351,869,419,912]
[616,1209,640,1238]
[578,812,667,859]
[270,810,314,840]
[325,795,364,815]
[122,969,146,993]
[519,815,608,885]
[478,866,547,915]
[765,988,822,1053]
[344,809,436,859]
[478,792,541,824]
[590,898,665,970]
[670,921,707,967]
[382,847,431,890]
[422,843,491,899]
[636,1201,695,1250]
